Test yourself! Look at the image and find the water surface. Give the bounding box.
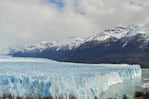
[101,69,149,99]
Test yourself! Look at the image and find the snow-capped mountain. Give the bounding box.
[87,26,129,42]
[14,37,84,53]
[9,37,85,60]
[86,25,149,44]
[10,25,149,68]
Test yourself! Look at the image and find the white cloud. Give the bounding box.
[0,0,148,52]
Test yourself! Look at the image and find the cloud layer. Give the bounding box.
[0,0,149,51]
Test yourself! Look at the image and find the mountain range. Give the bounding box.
[10,25,149,68]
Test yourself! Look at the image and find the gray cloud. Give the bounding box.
[0,0,148,53]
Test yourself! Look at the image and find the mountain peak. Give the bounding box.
[87,26,129,42]
[86,25,149,43]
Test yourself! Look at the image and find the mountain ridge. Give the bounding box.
[10,25,149,68]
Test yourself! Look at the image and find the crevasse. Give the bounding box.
[0,58,141,99]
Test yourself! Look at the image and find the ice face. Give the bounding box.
[0,57,141,99]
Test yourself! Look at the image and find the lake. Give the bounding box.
[101,69,149,99]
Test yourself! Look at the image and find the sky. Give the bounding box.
[0,0,149,53]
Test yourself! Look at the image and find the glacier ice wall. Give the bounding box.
[0,57,141,99]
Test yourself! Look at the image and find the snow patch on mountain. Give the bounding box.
[20,37,84,52]
[87,26,129,42]
[86,24,149,48]
[86,25,140,42]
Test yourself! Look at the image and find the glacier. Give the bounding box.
[0,57,141,99]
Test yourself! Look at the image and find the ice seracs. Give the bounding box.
[0,57,142,99]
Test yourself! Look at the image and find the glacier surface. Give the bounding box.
[0,57,141,99]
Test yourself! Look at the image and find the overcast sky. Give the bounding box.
[0,0,149,53]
